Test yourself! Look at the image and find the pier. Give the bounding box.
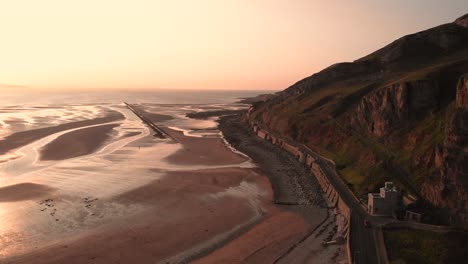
[124,102,171,139]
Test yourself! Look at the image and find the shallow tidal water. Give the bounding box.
[0,90,267,258]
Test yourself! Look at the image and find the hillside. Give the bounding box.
[249,14,468,226]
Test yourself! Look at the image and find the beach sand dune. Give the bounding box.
[40,124,119,161]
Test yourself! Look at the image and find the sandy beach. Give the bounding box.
[0,111,123,155]
[0,183,56,203]
[40,124,119,160]
[162,127,249,166]
[0,102,339,264]
[193,208,309,264]
[5,167,267,264]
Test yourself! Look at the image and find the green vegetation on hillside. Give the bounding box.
[384,229,468,264]
[250,15,468,226]
[392,109,449,187]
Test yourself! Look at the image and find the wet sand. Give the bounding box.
[116,167,270,204]
[131,105,174,122]
[145,112,174,122]
[207,114,345,263]
[4,168,269,264]
[40,124,119,161]
[162,127,249,166]
[193,207,309,264]
[1,104,334,264]
[0,183,56,202]
[0,112,123,155]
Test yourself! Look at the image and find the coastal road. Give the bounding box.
[314,157,380,264]
[350,212,379,264]
[252,121,382,263]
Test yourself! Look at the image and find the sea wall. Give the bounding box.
[257,129,269,140]
[251,123,352,263]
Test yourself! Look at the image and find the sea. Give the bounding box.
[0,89,273,106]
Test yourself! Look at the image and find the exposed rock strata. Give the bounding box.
[421,74,468,222]
[456,73,468,108]
[351,80,438,137]
[248,14,468,224]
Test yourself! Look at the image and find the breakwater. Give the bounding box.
[124,102,171,139]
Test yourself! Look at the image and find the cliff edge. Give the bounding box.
[249,13,468,225]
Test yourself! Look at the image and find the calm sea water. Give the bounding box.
[0,89,275,106]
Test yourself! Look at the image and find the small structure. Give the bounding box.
[252,124,259,133]
[405,210,422,222]
[270,135,278,144]
[306,154,316,167]
[402,194,417,207]
[257,129,269,140]
[281,141,303,160]
[247,106,254,118]
[368,182,399,216]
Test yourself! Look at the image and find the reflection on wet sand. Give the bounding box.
[162,127,249,166]
[40,124,120,161]
[0,111,124,155]
[0,102,267,263]
[0,101,328,264]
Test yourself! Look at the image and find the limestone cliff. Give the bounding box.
[420,74,468,222]
[456,74,468,108]
[351,80,438,137]
[248,14,468,225]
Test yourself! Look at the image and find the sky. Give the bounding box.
[0,0,466,91]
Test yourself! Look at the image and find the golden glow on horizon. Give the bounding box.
[0,0,466,91]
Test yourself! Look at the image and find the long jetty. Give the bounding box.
[124,102,171,139]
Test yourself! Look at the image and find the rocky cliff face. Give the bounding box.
[249,14,468,224]
[456,74,468,108]
[351,80,438,137]
[455,14,468,28]
[421,74,468,222]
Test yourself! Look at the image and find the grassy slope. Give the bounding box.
[384,229,468,264]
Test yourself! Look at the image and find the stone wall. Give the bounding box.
[257,129,269,140]
[252,123,352,262]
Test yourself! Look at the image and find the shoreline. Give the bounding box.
[161,127,249,166]
[188,113,341,263]
[218,114,325,207]
[2,104,339,264]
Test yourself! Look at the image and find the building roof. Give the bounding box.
[369,193,383,199]
[383,181,397,192]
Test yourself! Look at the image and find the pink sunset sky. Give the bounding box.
[0,0,466,91]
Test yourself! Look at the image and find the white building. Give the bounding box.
[368,182,398,216]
